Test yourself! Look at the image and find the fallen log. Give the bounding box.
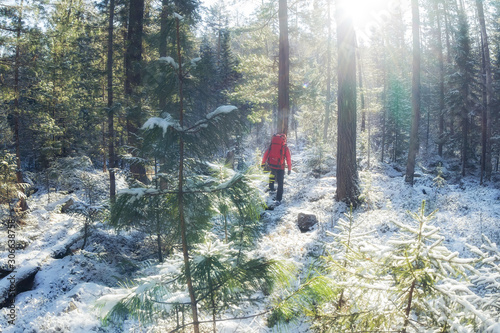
[51,230,85,259]
[0,263,39,309]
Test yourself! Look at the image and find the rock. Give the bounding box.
[63,301,78,313]
[60,198,74,213]
[297,212,318,233]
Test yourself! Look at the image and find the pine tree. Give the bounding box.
[277,0,290,135]
[386,77,411,164]
[335,0,359,206]
[104,14,282,332]
[405,0,421,185]
[446,11,476,177]
[269,202,497,331]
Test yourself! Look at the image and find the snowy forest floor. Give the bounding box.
[1,142,500,332]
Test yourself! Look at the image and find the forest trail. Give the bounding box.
[2,145,500,332]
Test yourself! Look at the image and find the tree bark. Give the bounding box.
[125,0,147,183]
[107,0,116,200]
[14,0,27,211]
[476,0,492,182]
[433,0,445,157]
[323,0,332,142]
[443,0,454,136]
[277,0,289,135]
[159,0,169,112]
[335,0,359,206]
[402,279,416,333]
[357,46,366,132]
[405,0,421,185]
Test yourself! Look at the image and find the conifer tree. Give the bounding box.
[405,0,421,185]
[269,202,497,331]
[277,0,290,135]
[386,78,412,163]
[104,14,282,333]
[476,0,493,183]
[335,0,359,206]
[107,0,117,200]
[446,11,476,177]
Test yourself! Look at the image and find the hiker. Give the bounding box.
[261,133,292,202]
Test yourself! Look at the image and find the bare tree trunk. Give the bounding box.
[443,0,455,137]
[14,0,27,211]
[278,0,289,135]
[357,46,366,132]
[335,0,359,206]
[107,0,116,200]
[405,0,421,185]
[461,105,468,177]
[476,0,492,182]
[323,0,332,142]
[158,0,169,190]
[434,0,445,157]
[159,0,168,112]
[480,35,487,184]
[402,279,416,333]
[125,0,147,183]
[380,38,387,164]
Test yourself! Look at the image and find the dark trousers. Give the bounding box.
[269,168,285,201]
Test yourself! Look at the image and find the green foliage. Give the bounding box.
[99,237,288,331]
[304,140,334,177]
[468,236,500,325]
[104,18,277,328]
[0,152,27,205]
[68,172,109,249]
[268,202,497,332]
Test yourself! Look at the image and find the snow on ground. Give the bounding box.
[1,146,500,332]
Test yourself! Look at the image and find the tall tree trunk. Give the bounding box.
[461,104,468,177]
[107,0,116,201]
[405,0,421,185]
[357,46,366,132]
[175,18,200,333]
[476,0,492,182]
[480,35,487,184]
[159,0,169,112]
[125,0,147,183]
[433,0,445,157]
[158,0,169,190]
[443,0,454,136]
[278,0,289,135]
[14,0,27,211]
[323,0,332,142]
[335,0,359,206]
[381,44,387,164]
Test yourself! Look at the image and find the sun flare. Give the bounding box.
[342,0,405,40]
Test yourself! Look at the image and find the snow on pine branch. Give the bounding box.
[206,105,237,119]
[158,56,179,69]
[117,188,161,203]
[141,106,237,136]
[185,105,238,134]
[141,114,180,136]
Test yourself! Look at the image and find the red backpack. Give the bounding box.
[266,134,287,169]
